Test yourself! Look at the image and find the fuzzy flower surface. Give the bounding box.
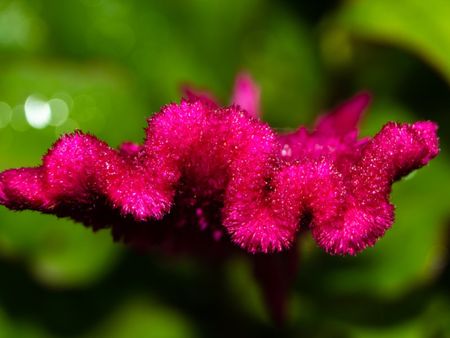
[0,74,439,256]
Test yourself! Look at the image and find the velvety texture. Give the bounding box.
[0,74,439,255]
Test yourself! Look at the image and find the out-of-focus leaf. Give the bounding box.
[350,321,423,338]
[0,211,120,287]
[346,294,450,338]
[0,308,53,338]
[36,0,323,128]
[86,298,198,338]
[0,0,47,53]
[37,0,261,107]
[31,219,120,287]
[242,11,324,128]
[225,257,268,323]
[336,0,450,83]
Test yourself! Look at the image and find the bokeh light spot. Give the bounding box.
[49,98,69,126]
[24,95,51,129]
[0,102,12,128]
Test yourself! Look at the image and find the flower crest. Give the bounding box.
[0,74,439,256]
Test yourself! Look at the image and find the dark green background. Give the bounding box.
[0,0,448,337]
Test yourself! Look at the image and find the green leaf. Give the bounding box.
[242,9,324,128]
[336,0,450,83]
[0,211,120,288]
[85,298,198,338]
[0,308,53,338]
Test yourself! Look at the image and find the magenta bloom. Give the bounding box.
[0,74,439,257]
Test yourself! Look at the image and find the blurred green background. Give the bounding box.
[0,0,448,337]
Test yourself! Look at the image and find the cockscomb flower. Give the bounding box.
[0,74,439,258]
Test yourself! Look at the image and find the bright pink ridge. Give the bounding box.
[0,78,439,255]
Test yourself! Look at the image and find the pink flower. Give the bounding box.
[0,74,439,257]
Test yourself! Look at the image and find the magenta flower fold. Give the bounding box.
[0,74,439,256]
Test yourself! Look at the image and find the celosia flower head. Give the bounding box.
[0,74,439,256]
